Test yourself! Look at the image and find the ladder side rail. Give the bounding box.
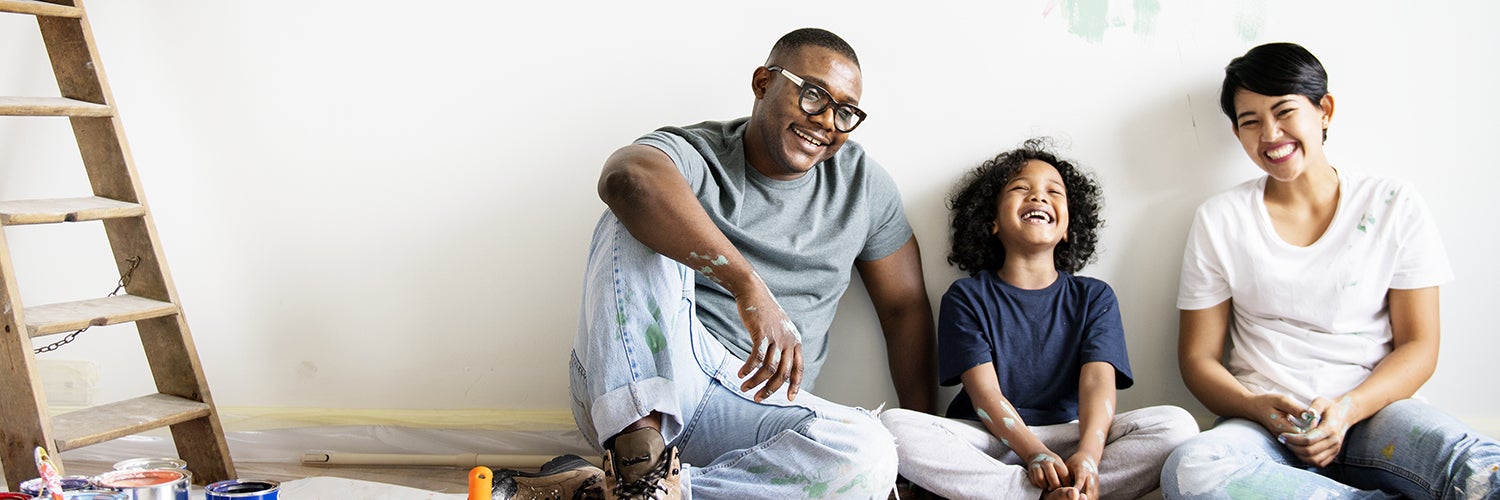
[0,226,62,491]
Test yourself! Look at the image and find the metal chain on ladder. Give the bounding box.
[32,256,141,354]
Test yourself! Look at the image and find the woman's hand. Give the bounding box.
[1247,392,1314,436]
[1281,396,1357,467]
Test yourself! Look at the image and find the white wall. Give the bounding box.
[2,1,1496,433]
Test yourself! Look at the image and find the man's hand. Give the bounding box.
[1281,396,1356,467]
[735,288,803,402]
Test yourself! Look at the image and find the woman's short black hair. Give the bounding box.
[947,138,1104,275]
[1220,42,1330,140]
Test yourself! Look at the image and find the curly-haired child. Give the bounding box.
[881,138,1198,500]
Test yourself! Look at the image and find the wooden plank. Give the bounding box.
[0,196,145,225]
[23,294,177,337]
[0,0,82,17]
[0,96,112,116]
[50,393,211,451]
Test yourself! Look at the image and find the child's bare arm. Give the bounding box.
[961,362,1069,490]
[1069,361,1115,498]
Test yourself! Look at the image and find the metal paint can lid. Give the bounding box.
[206,479,281,499]
[21,475,94,496]
[112,457,188,471]
[93,469,186,488]
[62,491,130,500]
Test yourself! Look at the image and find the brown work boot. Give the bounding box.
[492,454,605,500]
[603,428,682,499]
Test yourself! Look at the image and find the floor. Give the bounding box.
[4,459,476,495]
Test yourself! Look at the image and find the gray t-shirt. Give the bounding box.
[636,118,913,386]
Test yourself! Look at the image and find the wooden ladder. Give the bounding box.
[0,0,234,490]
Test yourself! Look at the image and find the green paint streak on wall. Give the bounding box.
[1236,0,1267,42]
[1064,0,1109,43]
[1133,0,1161,38]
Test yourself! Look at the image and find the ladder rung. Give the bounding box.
[0,96,112,117]
[50,394,212,451]
[24,294,178,337]
[0,197,145,225]
[0,0,82,17]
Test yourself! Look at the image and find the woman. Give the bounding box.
[1162,42,1499,499]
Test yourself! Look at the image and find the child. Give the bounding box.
[881,139,1197,500]
[1163,42,1500,499]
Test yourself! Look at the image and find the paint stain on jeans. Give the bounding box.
[644,292,667,353]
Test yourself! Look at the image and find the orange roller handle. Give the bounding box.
[467,465,493,500]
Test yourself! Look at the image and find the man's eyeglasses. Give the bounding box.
[767,66,867,133]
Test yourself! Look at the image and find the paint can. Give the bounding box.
[21,474,93,496]
[110,457,192,493]
[60,491,130,500]
[91,469,188,500]
[111,458,188,472]
[205,479,280,500]
[0,492,33,500]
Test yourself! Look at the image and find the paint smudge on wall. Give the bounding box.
[1045,0,1162,43]
[1063,0,1109,43]
[1133,0,1161,38]
[1235,0,1268,43]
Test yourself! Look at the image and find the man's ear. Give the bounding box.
[751,66,772,100]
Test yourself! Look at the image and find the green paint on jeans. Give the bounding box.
[644,293,667,353]
[1227,474,1297,498]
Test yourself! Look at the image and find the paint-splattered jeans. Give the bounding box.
[1162,399,1500,499]
[568,212,898,499]
[881,406,1199,500]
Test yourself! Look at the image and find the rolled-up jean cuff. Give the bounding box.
[589,376,683,445]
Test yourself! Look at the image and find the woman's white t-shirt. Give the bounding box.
[1177,171,1452,405]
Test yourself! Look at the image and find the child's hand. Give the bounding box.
[1280,396,1357,467]
[1065,453,1100,499]
[1027,450,1071,491]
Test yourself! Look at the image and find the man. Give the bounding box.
[498,28,936,499]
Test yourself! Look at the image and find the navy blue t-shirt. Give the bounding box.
[939,271,1134,426]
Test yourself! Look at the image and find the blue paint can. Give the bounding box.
[61,491,130,500]
[20,475,93,496]
[205,479,279,500]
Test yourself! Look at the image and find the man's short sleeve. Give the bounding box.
[635,129,709,192]
[858,160,913,261]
